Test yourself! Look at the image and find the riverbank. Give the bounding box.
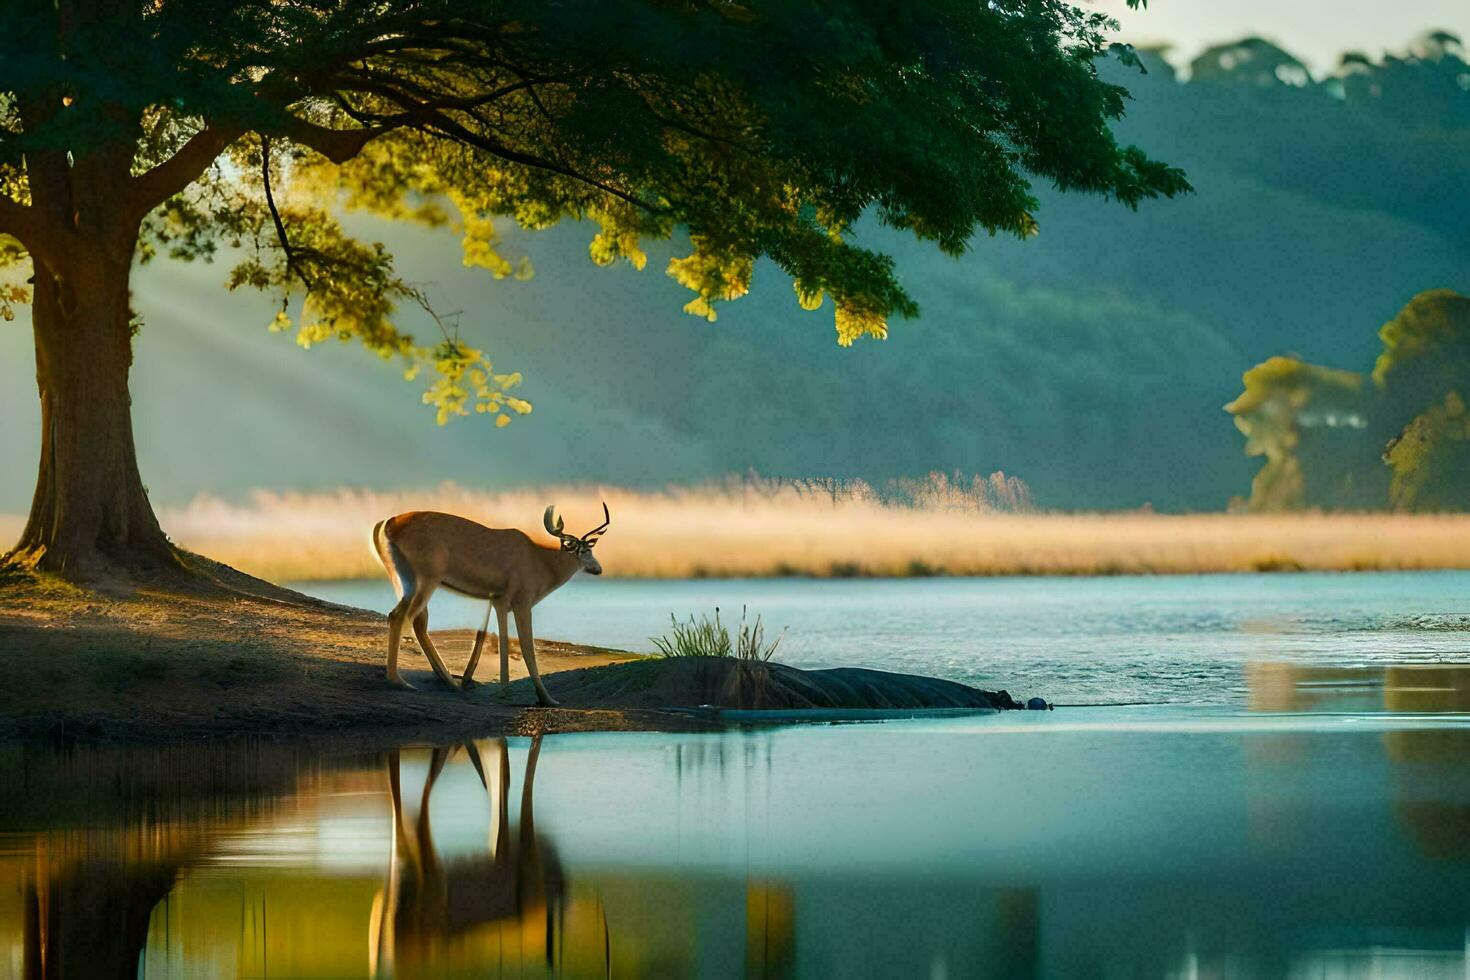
[0,574,675,744]
[0,574,1019,744]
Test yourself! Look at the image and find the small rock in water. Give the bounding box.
[1026,697,1050,711]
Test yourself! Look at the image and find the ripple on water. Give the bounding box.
[295,571,1470,707]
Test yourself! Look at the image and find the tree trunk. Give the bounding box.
[8,251,179,581]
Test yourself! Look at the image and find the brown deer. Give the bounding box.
[370,504,610,705]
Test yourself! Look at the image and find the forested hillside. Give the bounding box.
[1,33,1464,511]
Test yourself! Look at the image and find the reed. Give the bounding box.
[651,609,733,659]
[7,476,1470,580]
[652,606,785,662]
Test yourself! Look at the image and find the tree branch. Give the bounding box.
[0,196,60,267]
[332,70,567,115]
[125,114,386,224]
[415,108,667,214]
[260,135,314,296]
[312,69,666,213]
[274,115,388,164]
[126,125,242,221]
[120,55,649,228]
[0,195,29,237]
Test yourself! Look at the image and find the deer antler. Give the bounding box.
[543,505,565,538]
[581,501,611,544]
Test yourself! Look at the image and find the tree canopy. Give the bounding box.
[2,0,1185,420]
[0,0,1188,577]
[1224,356,1369,512]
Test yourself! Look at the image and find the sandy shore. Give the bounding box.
[0,575,706,744]
[0,558,1025,744]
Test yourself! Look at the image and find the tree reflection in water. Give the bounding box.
[1245,660,1470,862]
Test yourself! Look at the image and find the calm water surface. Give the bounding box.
[300,571,1470,704]
[3,704,1470,977]
[5,573,1470,976]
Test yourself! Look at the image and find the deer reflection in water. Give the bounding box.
[372,735,575,977]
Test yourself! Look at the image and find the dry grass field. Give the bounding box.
[7,477,1470,582]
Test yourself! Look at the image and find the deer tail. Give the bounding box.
[371,518,411,600]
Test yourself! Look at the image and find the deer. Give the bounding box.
[370,503,610,706]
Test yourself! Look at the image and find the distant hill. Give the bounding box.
[1,32,1465,512]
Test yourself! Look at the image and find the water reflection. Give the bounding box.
[1246,661,1470,869]
[1,708,1469,977]
[22,855,178,978]
[1247,660,1470,714]
[375,738,571,976]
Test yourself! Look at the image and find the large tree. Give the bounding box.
[0,0,1184,582]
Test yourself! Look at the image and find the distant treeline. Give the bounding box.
[465,31,1470,511]
[8,31,1464,514]
[717,471,1035,513]
[1228,290,1470,512]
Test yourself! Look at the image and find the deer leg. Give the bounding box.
[472,738,510,860]
[513,606,560,707]
[496,602,512,689]
[521,734,543,841]
[386,596,416,690]
[411,609,460,691]
[407,586,460,690]
[495,738,510,856]
[417,745,450,866]
[459,739,509,859]
[410,746,451,909]
[375,750,408,976]
[516,734,559,967]
[387,749,417,872]
[516,735,544,884]
[461,599,494,685]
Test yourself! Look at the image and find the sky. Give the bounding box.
[1091,0,1470,75]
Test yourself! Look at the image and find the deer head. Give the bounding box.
[544,502,610,575]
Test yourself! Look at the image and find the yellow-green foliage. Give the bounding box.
[1373,291,1470,510]
[0,171,29,320]
[2,0,1187,441]
[1372,289,1470,390]
[1386,392,1470,511]
[214,142,533,427]
[0,280,26,321]
[1229,289,1470,511]
[1224,357,1364,511]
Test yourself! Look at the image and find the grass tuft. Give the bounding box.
[652,606,785,663]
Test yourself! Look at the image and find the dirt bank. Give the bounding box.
[0,573,1021,744]
[0,574,670,743]
[533,657,1022,711]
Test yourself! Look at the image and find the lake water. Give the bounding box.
[299,571,1470,704]
[3,572,1470,976]
[3,704,1470,977]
